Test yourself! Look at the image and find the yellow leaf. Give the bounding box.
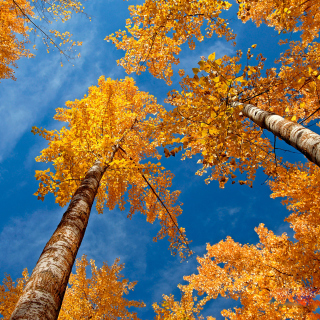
[192,68,200,75]
[291,115,297,121]
[198,60,205,68]
[208,52,216,61]
[209,128,218,135]
[235,65,241,73]
[213,76,220,83]
[199,76,207,86]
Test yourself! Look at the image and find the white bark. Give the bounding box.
[233,102,320,167]
[10,161,106,320]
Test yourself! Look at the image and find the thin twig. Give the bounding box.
[298,106,320,125]
[118,145,191,253]
[12,0,70,59]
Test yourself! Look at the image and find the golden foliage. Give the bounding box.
[269,162,320,250]
[237,0,320,44]
[0,0,34,80]
[59,255,144,320]
[161,224,320,319]
[0,256,144,320]
[0,269,29,319]
[106,0,320,187]
[0,0,85,80]
[157,40,320,187]
[153,284,214,320]
[104,1,320,319]
[159,51,275,188]
[32,76,190,256]
[105,0,235,84]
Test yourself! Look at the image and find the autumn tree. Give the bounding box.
[106,0,320,81]
[106,0,320,188]
[107,1,320,319]
[57,255,144,320]
[153,284,214,320]
[154,222,320,319]
[1,255,144,320]
[152,156,320,320]
[10,76,189,320]
[0,0,84,80]
[158,50,320,187]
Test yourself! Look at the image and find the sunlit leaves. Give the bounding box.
[106,0,235,84]
[160,51,274,188]
[153,284,209,320]
[59,255,144,320]
[0,256,144,320]
[0,0,34,80]
[0,269,29,319]
[33,76,190,256]
[0,0,85,80]
[237,0,320,44]
[162,225,320,319]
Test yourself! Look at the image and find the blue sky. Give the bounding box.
[0,0,313,318]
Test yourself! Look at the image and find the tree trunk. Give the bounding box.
[233,102,320,168]
[10,161,106,320]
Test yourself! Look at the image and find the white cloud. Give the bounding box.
[0,9,118,164]
[151,244,206,301]
[273,222,295,239]
[0,207,63,277]
[0,54,75,162]
[77,209,151,276]
[0,204,152,280]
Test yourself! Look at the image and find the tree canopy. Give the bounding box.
[0,255,144,320]
[0,0,84,80]
[2,0,320,319]
[105,0,320,318]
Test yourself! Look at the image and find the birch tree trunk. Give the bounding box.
[233,102,320,168]
[10,161,106,320]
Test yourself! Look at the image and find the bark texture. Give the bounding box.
[234,102,320,167]
[10,161,106,320]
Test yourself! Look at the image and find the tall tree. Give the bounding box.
[0,0,85,80]
[158,50,320,187]
[106,0,320,187]
[106,2,320,318]
[10,77,189,320]
[1,255,144,320]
